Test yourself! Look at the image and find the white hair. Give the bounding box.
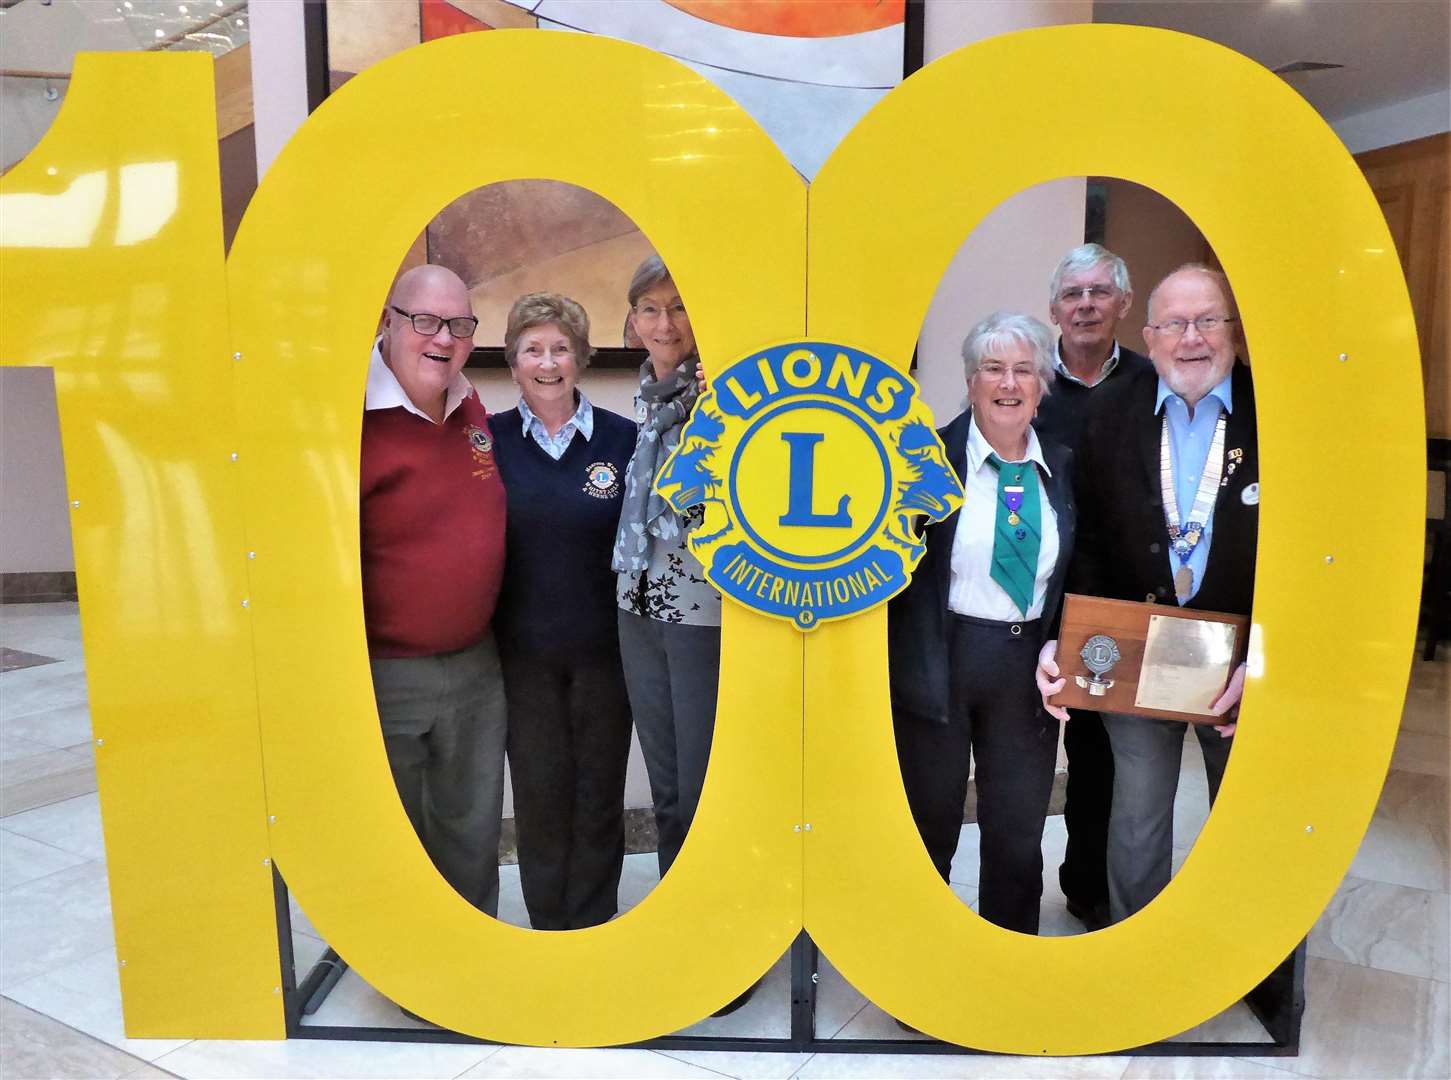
[961,312,1056,397]
[1048,243,1131,304]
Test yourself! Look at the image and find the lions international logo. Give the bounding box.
[583,460,620,500]
[656,341,962,630]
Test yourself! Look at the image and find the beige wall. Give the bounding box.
[0,368,74,573]
[915,1,1093,420]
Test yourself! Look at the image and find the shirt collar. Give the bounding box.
[1155,369,1235,416]
[517,391,594,442]
[1053,339,1120,387]
[966,413,1052,477]
[364,338,474,422]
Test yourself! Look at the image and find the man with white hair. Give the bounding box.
[1037,265,1256,924]
[361,263,508,918]
[1035,243,1151,931]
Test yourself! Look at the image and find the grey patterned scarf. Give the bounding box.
[611,356,701,574]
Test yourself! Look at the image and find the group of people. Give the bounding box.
[358,237,1261,965]
[360,254,717,946]
[889,244,1259,935]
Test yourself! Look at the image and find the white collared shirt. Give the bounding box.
[364,339,474,422]
[1053,339,1121,388]
[947,416,1061,621]
[517,392,594,460]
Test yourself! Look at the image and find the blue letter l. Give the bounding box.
[778,432,852,528]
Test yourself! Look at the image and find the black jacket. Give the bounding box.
[1068,360,1259,616]
[888,411,1076,725]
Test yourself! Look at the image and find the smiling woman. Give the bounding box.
[888,312,1073,936]
[488,292,639,932]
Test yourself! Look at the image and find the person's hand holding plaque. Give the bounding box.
[1207,661,1246,738]
[1036,639,1071,722]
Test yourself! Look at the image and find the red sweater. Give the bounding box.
[360,393,506,658]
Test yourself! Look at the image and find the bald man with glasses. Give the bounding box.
[362,264,508,922]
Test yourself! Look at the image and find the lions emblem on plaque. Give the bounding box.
[1076,633,1122,697]
[654,341,962,630]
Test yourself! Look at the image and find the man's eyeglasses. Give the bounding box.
[1147,315,1237,337]
[390,306,478,339]
[1056,285,1116,303]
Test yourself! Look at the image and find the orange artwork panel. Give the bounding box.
[421,0,491,41]
[664,0,903,38]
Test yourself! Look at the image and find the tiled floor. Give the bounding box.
[2,601,1446,1079]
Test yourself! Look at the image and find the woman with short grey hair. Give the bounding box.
[889,310,1076,935]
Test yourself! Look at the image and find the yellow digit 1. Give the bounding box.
[804,24,1422,1053]
[226,31,806,1043]
[0,55,282,1036]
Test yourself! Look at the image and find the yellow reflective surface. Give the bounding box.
[804,24,1423,1053]
[226,31,807,1044]
[0,54,282,1037]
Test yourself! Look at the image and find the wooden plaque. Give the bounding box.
[1052,593,1250,723]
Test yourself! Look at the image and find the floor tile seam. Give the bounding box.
[1308,950,1449,992]
[785,1050,817,1078]
[652,1045,747,1078]
[0,821,95,862]
[1221,1054,1310,1079]
[0,990,161,1074]
[447,1041,504,1078]
[0,697,95,725]
[0,750,96,779]
[0,852,104,896]
[0,939,119,998]
[0,788,101,824]
[1331,872,1451,899]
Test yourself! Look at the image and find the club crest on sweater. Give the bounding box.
[466,424,496,480]
[583,460,621,499]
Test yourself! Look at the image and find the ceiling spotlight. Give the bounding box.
[154,27,165,38]
[179,3,188,11]
[123,0,132,7]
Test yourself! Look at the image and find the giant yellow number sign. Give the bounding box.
[0,26,1421,1053]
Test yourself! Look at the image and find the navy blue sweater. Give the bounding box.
[490,405,637,659]
[1033,344,1151,454]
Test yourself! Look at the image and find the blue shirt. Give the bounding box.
[516,392,594,461]
[1155,373,1234,604]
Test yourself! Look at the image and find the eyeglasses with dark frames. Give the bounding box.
[390,306,478,339]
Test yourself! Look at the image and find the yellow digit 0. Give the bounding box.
[804,24,1422,1054]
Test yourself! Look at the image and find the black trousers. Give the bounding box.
[500,648,633,930]
[894,615,1059,935]
[1059,706,1114,909]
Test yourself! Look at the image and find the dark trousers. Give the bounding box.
[616,610,721,877]
[371,634,507,917]
[894,615,1059,935]
[1059,707,1114,908]
[501,648,633,930]
[1102,712,1232,923]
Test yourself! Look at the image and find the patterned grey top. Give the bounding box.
[616,503,722,626]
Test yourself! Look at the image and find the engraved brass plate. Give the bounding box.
[1133,613,1238,714]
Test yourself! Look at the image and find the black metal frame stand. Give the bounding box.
[274,869,1303,1056]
